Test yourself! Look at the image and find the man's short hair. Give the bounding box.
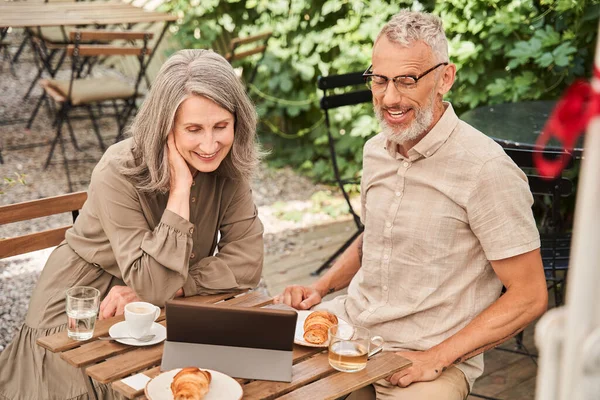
[376,10,449,64]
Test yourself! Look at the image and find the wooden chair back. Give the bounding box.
[0,191,87,259]
[66,30,154,57]
[225,31,272,62]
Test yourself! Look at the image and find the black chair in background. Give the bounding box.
[472,148,574,400]
[503,147,574,307]
[310,72,372,276]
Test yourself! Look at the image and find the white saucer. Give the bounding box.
[108,321,166,346]
[145,368,243,400]
[294,310,349,348]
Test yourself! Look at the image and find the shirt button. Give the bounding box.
[403,162,409,167]
[386,222,392,228]
[189,227,195,234]
[190,253,195,259]
[191,197,196,203]
[191,181,195,186]
[395,191,401,197]
[383,285,388,291]
[426,151,430,155]
[383,254,389,260]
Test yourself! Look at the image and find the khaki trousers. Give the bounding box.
[346,366,469,400]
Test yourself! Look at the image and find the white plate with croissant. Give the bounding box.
[145,367,243,400]
[294,310,349,348]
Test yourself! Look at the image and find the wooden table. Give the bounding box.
[0,1,178,29]
[37,291,411,400]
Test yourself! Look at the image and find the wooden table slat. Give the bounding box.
[37,314,123,353]
[291,345,323,365]
[276,352,412,400]
[0,2,177,28]
[111,366,161,399]
[242,352,334,400]
[86,343,165,384]
[172,292,241,305]
[214,291,273,308]
[60,339,130,368]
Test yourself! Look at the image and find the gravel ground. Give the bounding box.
[0,34,357,351]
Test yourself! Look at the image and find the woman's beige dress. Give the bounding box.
[0,139,264,400]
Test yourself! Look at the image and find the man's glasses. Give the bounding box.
[362,62,448,93]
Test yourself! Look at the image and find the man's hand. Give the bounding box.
[386,350,447,387]
[99,286,141,320]
[273,285,323,310]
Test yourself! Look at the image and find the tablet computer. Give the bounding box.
[161,299,298,382]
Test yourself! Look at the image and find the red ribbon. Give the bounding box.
[534,67,600,178]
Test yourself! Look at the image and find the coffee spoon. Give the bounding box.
[98,334,156,342]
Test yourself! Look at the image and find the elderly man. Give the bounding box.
[275,9,548,400]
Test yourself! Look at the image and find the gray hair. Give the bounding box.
[119,49,262,193]
[376,10,449,63]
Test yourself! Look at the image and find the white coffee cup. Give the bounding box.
[124,302,160,339]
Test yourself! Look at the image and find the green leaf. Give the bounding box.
[537,52,554,67]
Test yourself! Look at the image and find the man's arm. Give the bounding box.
[275,233,364,309]
[388,248,548,387]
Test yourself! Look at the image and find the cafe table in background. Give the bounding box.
[36,291,411,400]
[460,100,585,158]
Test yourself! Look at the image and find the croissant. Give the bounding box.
[303,311,338,344]
[170,367,212,400]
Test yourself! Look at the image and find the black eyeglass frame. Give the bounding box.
[362,62,449,91]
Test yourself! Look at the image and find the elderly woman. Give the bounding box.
[0,49,264,400]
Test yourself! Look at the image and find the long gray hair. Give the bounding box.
[120,49,261,193]
[377,10,449,64]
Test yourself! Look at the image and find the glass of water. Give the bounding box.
[65,286,100,341]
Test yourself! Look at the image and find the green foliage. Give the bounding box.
[162,0,598,182]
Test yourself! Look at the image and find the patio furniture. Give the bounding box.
[461,100,584,158]
[37,29,152,191]
[36,291,411,400]
[311,72,372,276]
[0,38,16,76]
[0,191,87,259]
[0,1,177,127]
[503,147,575,307]
[225,31,272,85]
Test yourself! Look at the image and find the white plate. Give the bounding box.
[108,321,166,346]
[294,310,349,348]
[145,368,243,400]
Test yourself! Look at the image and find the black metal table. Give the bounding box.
[460,100,584,158]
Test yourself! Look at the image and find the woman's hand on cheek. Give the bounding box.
[98,286,141,320]
[166,132,193,192]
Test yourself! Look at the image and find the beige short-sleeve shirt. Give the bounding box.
[319,103,540,389]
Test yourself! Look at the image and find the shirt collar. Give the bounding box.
[384,102,459,160]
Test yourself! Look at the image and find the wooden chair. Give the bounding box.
[0,191,87,259]
[0,39,16,76]
[214,31,272,85]
[34,29,153,191]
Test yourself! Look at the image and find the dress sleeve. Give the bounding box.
[466,155,541,261]
[181,180,264,296]
[89,160,193,306]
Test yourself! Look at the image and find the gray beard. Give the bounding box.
[376,102,434,145]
